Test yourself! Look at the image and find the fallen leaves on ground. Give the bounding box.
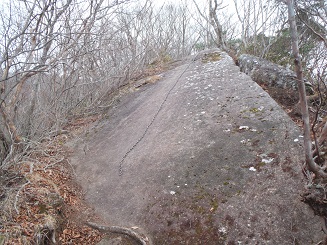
[0,115,103,245]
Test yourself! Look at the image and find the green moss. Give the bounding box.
[0,235,5,245]
[195,222,203,235]
[196,205,206,214]
[210,198,219,212]
[194,193,206,201]
[249,107,260,113]
[202,52,222,63]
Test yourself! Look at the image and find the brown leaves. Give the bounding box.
[0,116,104,244]
[60,223,102,244]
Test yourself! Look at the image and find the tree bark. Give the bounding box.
[209,0,227,50]
[284,0,327,177]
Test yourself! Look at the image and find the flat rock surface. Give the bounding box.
[70,49,325,244]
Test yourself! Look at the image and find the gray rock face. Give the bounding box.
[71,49,325,244]
[96,236,122,245]
[238,54,298,90]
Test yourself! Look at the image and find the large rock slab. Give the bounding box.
[71,49,325,244]
[238,54,298,90]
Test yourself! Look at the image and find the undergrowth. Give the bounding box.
[0,115,103,245]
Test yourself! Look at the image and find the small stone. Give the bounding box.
[262,158,274,164]
[218,227,227,234]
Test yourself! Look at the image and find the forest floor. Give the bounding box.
[0,49,326,244]
[0,115,104,244]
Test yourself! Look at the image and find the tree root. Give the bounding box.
[85,222,152,245]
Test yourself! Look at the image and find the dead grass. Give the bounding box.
[0,115,103,245]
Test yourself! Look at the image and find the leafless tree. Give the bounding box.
[0,0,201,166]
[192,0,228,50]
[0,0,74,163]
[0,0,132,166]
[281,0,327,178]
[232,0,285,57]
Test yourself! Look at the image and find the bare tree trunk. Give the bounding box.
[209,0,227,50]
[284,0,327,178]
[0,106,22,144]
[192,0,227,50]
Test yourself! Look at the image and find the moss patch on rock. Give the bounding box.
[202,52,222,63]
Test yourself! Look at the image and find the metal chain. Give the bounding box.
[118,57,197,176]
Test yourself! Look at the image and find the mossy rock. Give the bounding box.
[202,52,221,63]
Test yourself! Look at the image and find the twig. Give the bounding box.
[65,159,76,177]
[14,180,30,214]
[86,222,152,245]
[302,162,313,186]
[44,157,65,171]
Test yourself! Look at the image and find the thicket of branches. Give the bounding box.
[0,0,201,167]
[0,0,326,178]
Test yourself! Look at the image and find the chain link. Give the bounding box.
[118,57,197,176]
